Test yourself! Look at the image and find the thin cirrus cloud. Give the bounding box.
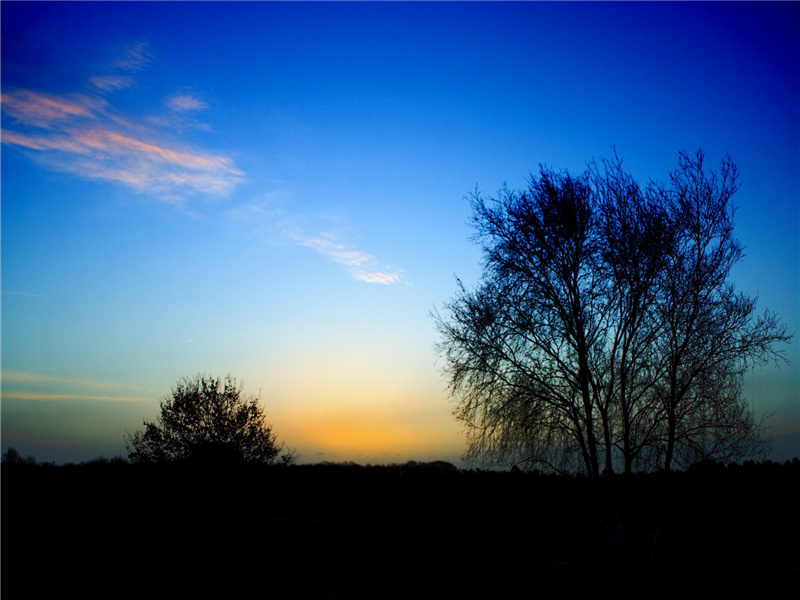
[89,41,148,93]
[112,40,153,72]
[1,43,242,201]
[89,75,136,92]
[1,89,108,128]
[3,391,148,402]
[295,232,402,285]
[1,369,152,403]
[234,197,404,286]
[3,41,401,284]
[1,88,242,199]
[167,94,209,113]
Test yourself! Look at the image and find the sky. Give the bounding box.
[2,1,798,465]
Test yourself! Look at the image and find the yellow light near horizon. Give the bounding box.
[245,343,464,462]
[280,403,461,459]
[304,421,413,455]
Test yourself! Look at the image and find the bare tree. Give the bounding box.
[435,151,790,478]
[125,374,292,465]
[435,150,791,562]
[438,169,607,478]
[651,151,786,471]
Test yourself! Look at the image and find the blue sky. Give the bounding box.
[2,2,798,464]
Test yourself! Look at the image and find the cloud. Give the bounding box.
[89,75,135,92]
[113,41,153,72]
[233,196,405,285]
[1,41,242,201]
[357,271,403,285]
[2,391,147,402]
[1,90,106,128]
[1,370,152,403]
[1,87,243,199]
[89,42,150,93]
[0,290,41,298]
[295,232,402,285]
[2,40,400,283]
[167,94,209,113]
[2,370,82,386]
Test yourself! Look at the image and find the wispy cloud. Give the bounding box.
[3,40,401,284]
[89,75,135,92]
[1,44,243,201]
[167,94,209,113]
[113,41,153,72]
[1,370,153,403]
[2,391,147,402]
[294,232,402,285]
[1,290,42,298]
[1,90,107,128]
[232,196,404,285]
[89,42,149,93]
[357,270,404,285]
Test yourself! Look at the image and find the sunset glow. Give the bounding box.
[2,2,798,464]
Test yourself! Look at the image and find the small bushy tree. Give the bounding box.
[125,374,292,465]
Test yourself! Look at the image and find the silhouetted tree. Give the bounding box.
[435,151,791,559]
[651,152,787,471]
[1,447,37,465]
[435,150,790,478]
[125,374,292,465]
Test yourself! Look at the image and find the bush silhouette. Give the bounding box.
[125,373,291,465]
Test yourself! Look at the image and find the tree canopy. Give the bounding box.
[435,150,791,478]
[126,374,290,465]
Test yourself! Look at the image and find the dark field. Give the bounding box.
[3,460,797,598]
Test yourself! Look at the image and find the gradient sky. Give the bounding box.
[2,2,798,464]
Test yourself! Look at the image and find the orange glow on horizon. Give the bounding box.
[249,344,464,462]
[279,408,464,463]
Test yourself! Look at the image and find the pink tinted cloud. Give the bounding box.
[75,129,241,174]
[0,90,105,128]
[1,88,243,199]
[0,129,87,154]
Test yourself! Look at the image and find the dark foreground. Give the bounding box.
[3,459,797,598]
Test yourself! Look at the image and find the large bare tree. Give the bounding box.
[435,150,791,560]
[436,151,790,479]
